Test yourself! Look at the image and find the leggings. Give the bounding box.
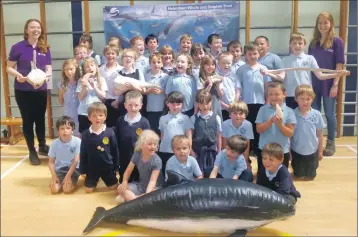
[15,89,47,152]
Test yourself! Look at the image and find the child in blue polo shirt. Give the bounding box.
[221,101,254,167]
[190,89,222,178]
[144,52,169,135]
[48,116,81,194]
[158,91,194,175]
[291,85,326,180]
[256,143,301,205]
[165,135,203,183]
[165,53,197,117]
[209,135,253,182]
[235,42,271,156]
[256,81,296,170]
[227,40,245,75]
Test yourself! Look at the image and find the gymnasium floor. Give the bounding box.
[1,137,357,236]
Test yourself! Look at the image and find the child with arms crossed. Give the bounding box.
[116,130,164,203]
[48,116,81,194]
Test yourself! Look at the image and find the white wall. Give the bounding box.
[0,0,341,137]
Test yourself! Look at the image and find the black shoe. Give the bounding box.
[38,144,49,156]
[29,151,41,165]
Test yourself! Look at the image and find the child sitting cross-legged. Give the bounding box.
[116,129,164,203]
[209,135,253,182]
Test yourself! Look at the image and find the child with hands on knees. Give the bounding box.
[79,102,119,193]
[255,81,296,170]
[210,135,253,182]
[76,57,108,134]
[165,135,203,183]
[58,59,81,136]
[190,89,222,178]
[48,116,81,194]
[116,129,164,203]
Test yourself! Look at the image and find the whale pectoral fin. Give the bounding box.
[83,207,106,234]
[227,229,248,237]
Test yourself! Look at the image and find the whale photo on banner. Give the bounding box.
[103,1,240,50]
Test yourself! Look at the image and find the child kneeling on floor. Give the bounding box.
[209,135,253,182]
[116,130,164,203]
[48,116,81,194]
[256,143,301,205]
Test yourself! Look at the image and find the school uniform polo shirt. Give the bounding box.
[292,108,326,155]
[99,62,123,99]
[222,119,254,140]
[48,136,81,171]
[214,150,247,178]
[258,52,283,70]
[255,103,296,153]
[145,70,169,112]
[135,55,150,74]
[159,113,194,153]
[231,60,245,75]
[235,64,271,104]
[165,155,202,181]
[216,70,236,110]
[282,52,319,97]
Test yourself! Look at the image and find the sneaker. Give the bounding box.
[323,140,336,156]
[38,144,50,156]
[29,151,41,165]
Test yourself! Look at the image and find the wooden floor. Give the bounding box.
[1,137,357,236]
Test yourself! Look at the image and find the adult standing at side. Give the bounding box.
[308,12,345,156]
[6,19,52,165]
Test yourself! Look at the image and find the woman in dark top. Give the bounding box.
[6,19,52,165]
[308,12,345,156]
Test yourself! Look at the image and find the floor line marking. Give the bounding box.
[324,156,357,159]
[1,156,27,180]
[347,145,358,154]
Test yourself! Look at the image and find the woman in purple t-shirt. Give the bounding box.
[308,12,345,156]
[6,19,52,165]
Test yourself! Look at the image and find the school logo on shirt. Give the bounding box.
[69,146,76,153]
[301,61,309,67]
[102,137,109,145]
[233,164,238,170]
[307,114,318,123]
[182,165,192,173]
[136,128,142,136]
[275,181,280,188]
[239,127,246,134]
[177,119,184,125]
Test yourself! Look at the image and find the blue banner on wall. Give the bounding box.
[103,1,239,51]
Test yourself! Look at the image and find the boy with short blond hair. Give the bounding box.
[179,34,193,55]
[291,84,326,180]
[80,102,119,193]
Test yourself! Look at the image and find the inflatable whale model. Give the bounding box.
[83,171,295,236]
[113,74,161,91]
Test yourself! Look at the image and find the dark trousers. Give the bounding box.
[291,150,318,178]
[104,99,122,128]
[15,89,47,152]
[222,110,230,121]
[147,111,162,136]
[78,115,91,134]
[285,97,298,110]
[158,152,174,176]
[217,169,253,182]
[246,104,263,155]
[257,148,290,171]
[182,108,194,118]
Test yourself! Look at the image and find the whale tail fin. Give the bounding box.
[83,207,106,234]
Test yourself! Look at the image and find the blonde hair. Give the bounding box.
[176,53,193,75]
[310,12,335,49]
[134,130,160,152]
[23,19,49,54]
[88,102,107,117]
[180,34,193,44]
[81,57,102,89]
[261,143,284,161]
[289,32,306,44]
[61,58,81,92]
[121,48,139,62]
[198,55,216,85]
[218,51,234,61]
[244,42,260,54]
[295,84,316,100]
[108,36,122,50]
[103,45,120,56]
[125,90,143,103]
[171,135,191,150]
[149,52,163,64]
[228,101,249,117]
[74,45,88,55]
[159,45,176,64]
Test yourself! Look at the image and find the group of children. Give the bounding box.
[48,29,350,206]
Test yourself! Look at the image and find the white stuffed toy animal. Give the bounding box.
[26,50,47,88]
[276,103,283,119]
[113,74,161,91]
